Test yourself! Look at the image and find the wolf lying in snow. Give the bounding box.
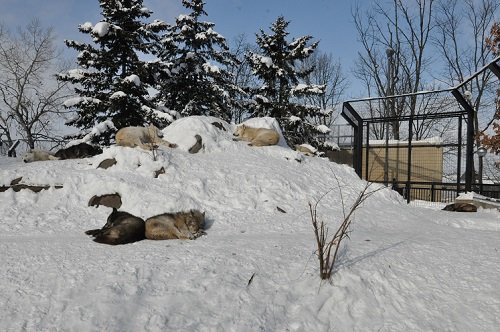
[295,144,317,156]
[23,150,59,163]
[233,124,279,147]
[115,125,177,150]
[145,210,206,240]
[85,208,206,244]
[85,208,145,245]
[55,142,103,160]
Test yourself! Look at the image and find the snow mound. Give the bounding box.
[162,116,234,153]
[162,116,297,162]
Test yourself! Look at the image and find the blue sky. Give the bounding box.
[1,0,364,96]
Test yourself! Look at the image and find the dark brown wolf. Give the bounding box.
[85,208,145,245]
[55,143,103,159]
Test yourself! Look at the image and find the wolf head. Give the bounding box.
[147,125,163,138]
[22,152,36,163]
[233,124,246,137]
[185,209,205,232]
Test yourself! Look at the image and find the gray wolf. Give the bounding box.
[233,124,279,146]
[85,208,145,245]
[115,125,177,150]
[22,150,59,163]
[145,210,205,240]
[442,203,477,212]
[55,143,103,159]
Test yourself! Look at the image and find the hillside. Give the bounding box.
[0,116,499,331]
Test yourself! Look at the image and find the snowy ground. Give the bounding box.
[0,116,499,331]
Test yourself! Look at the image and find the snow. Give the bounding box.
[110,91,127,99]
[321,140,340,150]
[1,115,499,331]
[92,22,111,37]
[251,54,273,68]
[316,124,331,134]
[177,14,193,22]
[65,69,87,80]
[292,83,325,95]
[456,192,475,200]
[298,143,317,153]
[79,22,93,32]
[124,74,141,87]
[63,96,101,108]
[294,83,308,91]
[202,62,220,74]
[73,120,116,146]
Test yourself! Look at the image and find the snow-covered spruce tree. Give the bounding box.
[58,0,167,140]
[155,0,239,121]
[246,16,325,147]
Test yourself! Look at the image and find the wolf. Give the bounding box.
[295,144,317,156]
[115,125,177,150]
[85,208,145,245]
[55,143,103,160]
[442,202,477,212]
[233,124,280,147]
[145,210,206,240]
[22,150,59,163]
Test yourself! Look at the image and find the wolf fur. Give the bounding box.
[115,125,177,150]
[295,144,317,156]
[442,202,477,212]
[22,150,59,163]
[55,143,103,160]
[85,208,145,245]
[145,210,206,240]
[233,124,279,147]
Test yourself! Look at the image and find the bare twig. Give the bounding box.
[310,178,383,281]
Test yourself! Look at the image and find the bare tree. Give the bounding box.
[301,51,348,127]
[0,19,71,153]
[353,0,436,140]
[435,0,499,177]
[227,34,258,123]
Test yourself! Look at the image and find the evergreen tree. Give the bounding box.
[246,16,325,146]
[58,0,167,135]
[156,0,238,121]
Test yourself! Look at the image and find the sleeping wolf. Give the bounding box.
[55,142,103,159]
[115,125,177,150]
[145,210,205,240]
[85,208,145,245]
[233,124,279,146]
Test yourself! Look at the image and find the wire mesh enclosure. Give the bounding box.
[341,56,500,203]
[343,90,469,203]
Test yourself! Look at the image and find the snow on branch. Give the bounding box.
[291,83,326,95]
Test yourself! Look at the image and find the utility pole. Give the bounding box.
[384,47,395,184]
